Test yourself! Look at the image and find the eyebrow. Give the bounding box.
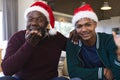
[77,22,93,25]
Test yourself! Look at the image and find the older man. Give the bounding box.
[0,1,69,80]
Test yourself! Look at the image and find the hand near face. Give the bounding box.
[25,29,42,47]
[69,29,79,44]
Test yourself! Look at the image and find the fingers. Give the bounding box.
[69,29,79,44]
[104,68,113,80]
[112,31,117,37]
[26,30,42,37]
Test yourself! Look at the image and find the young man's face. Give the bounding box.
[26,11,48,31]
[75,18,97,41]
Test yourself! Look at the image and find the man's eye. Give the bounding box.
[85,23,92,26]
[28,18,33,22]
[37,16,46,21]
[76,25,82,28]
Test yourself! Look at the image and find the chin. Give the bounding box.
[81,36,91,41]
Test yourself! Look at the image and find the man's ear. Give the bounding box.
[47,24,51,29]
[45,21,49,28]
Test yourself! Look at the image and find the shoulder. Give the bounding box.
[13,30,26,36]
[97,32,116,48]
[56,32,66,37]
[51,31,67,40]
[98,32,113,38]
[98,32,113,42]
[66,40,79,49]
[9,30,26,42]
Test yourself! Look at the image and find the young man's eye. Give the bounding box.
[76,25,82,28]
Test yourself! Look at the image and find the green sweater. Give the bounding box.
[66,33,120,80]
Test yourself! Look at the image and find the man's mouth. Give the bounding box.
[81,33,89,37]
[29,26,40,31]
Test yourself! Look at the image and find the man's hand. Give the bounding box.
[104,68,113,80]
[69,29,79,44]
[25,30,42,47]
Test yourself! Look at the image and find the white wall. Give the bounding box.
[18,0,120,34]
[96,16,120,34]
[18,0,34,30]
[0,0,2,11]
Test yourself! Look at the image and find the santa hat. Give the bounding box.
[24,1,56,35]
[72,4,98,27]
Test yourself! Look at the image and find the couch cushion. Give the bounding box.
[62,58,68,76]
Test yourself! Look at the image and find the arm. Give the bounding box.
[106,33,120,79]
[112,32,120,60]
[55,32,67,51]
[69,29,79,44]
[1,31,35,76]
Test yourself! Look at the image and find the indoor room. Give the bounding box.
[0,0,120,79]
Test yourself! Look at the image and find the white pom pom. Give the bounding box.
[49,29,57,35]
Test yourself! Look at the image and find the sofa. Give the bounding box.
[0,49,2,72]
[0,50,69,78]
[58,57,69,78]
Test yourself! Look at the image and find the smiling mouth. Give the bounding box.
[81,33,89,36]
[29,26,40,31]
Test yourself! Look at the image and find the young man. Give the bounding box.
[0,1,69,80]
[66,4,120,80]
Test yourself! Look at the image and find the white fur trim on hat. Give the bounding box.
[24,6,49,21]
[49,29,57,35]
[48,24,57,35]
[72,11,98,27]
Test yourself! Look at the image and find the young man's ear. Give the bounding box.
[94,21,97,28]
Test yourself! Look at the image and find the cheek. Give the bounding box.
[38,24,45,29]
[76,29,81,34]
[26,23,31,29]
[39,22,48,28]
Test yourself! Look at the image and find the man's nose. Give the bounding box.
[31,19,39,25]
[81,26,87,31]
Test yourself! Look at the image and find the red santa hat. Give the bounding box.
[72,4,98,27]
[24,1,56,35]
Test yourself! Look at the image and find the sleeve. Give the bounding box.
[1,31,35,76]
[55,32,67,51]
[105,35,120,79]
[66,40,104,80]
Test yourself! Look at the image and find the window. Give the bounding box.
[0,11,3,42]
[53,11,74,37]
[55,21,74,37]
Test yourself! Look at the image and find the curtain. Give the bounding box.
[2,0,18,40]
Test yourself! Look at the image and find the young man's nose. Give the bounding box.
[81,26,87,31]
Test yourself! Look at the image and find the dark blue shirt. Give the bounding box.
[80,43,104,68]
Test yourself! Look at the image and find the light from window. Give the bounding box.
[55,21,74,37]
[0,12,3,42]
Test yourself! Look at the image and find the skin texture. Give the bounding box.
[75,18,114,80]
[25,11,49,47]
[75,18,97,47]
